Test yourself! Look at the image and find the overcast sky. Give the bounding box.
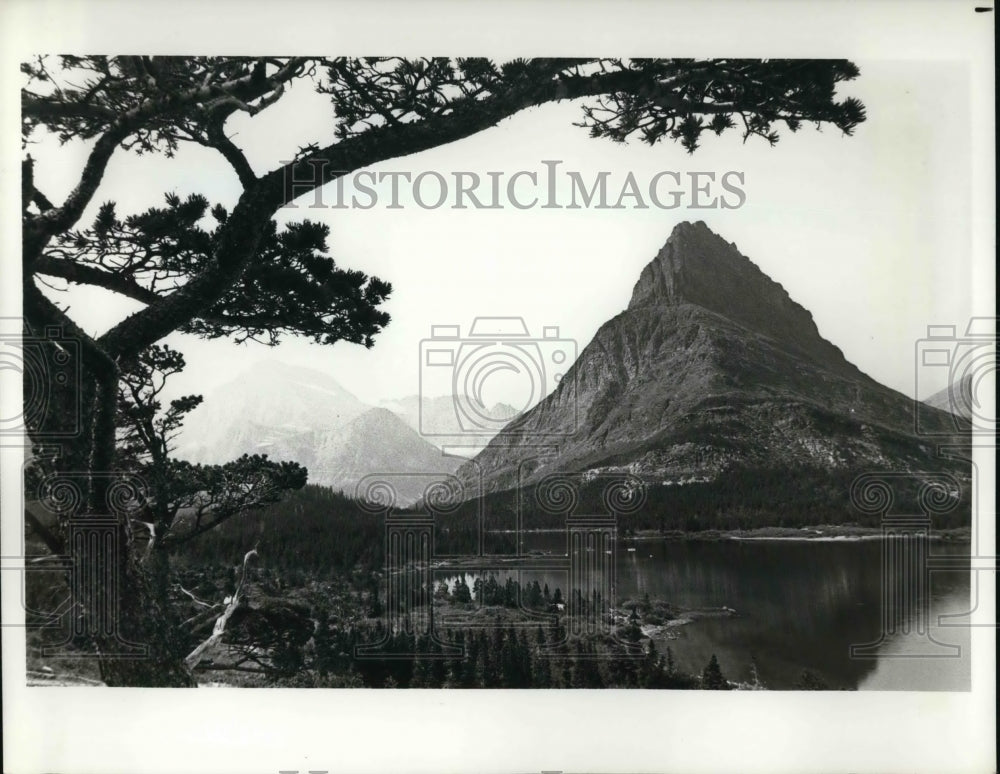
[27,58,976,411]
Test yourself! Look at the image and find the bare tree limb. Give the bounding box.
[184,549,256,670]
[177,584,214,608]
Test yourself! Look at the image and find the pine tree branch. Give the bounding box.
[88,60,861,361]
[205,120,257,187]
[92,65,630,358]
[23,125,130,261]
[32,255,161,304]
[22,58,309,264]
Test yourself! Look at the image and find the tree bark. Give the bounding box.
[93,527,196,687]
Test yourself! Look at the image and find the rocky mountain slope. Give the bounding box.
[460,221,968,509]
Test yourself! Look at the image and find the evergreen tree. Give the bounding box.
[479,631,499,687]
[607,645,638,688]
[533,627,552,688]
[560,657,573,689]
[459,631,480,688]
[701,654,731,690]
[795,669,830,690]
[411,635,432,688]
[369,582,383,618]
[639,640,664,688]
[572,642,605,688]
[313,607,334,678]
[429,640,448,688]
[625,605,643,643]
[453,575,472,604]
[514,629,533,688]
[527,580,544,609]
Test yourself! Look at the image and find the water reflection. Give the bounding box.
[465,535,972,690]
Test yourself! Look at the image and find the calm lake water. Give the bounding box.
[451,534,972,690]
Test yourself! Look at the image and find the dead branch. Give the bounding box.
[183,549,256,670]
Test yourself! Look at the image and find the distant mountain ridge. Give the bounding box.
[923,374,974,421]
[459,221,969,511]
[177,361,519,505]
[380,394,520,452]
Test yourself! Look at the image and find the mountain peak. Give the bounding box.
[239,360,359,394]
[461,222,967,500]
[629,220,761,310]
[628,220,854,374]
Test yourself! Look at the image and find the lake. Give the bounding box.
[444,534,972,690]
